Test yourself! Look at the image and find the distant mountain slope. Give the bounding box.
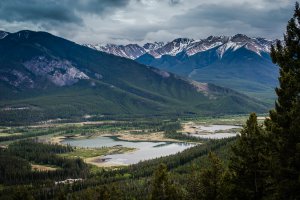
[85,34,273,60]
[0,30,268,124]
[86,34,279,103]
[84,43,146,59]
[0,31,9,39]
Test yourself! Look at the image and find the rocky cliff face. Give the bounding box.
[23,57,89,87]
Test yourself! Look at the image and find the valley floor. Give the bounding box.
[0,115,256,166]
[0,114,265,199]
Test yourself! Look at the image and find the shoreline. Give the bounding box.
[103,131,180,142]
[85,156,128,167]
[50,131,182,145]
[48,129,197,168]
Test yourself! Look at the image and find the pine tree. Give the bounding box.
[230,113,272,200]
[196,152,226,200]
[186,164,202,200]
[110,184,123,200]
[98,185,110,200]
[266,2,300,199]
[13,186,34,200]
[150,163,182,200]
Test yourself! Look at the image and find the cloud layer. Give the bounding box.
[0,0,294,44]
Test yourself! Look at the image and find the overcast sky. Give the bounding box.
[0,0,294,44]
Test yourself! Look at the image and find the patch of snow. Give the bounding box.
[0,32,8,39]
[84,43,146,59]
[143,42,165,52]
[216,41,244,58]
[83,35,275,60]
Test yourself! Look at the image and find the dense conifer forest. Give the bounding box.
[0,2,299,200]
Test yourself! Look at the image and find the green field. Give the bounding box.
[60,146,135,159]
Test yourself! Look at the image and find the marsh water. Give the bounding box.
[188,125,241,139]
[62,136,194,165]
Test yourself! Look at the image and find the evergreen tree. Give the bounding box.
[150,163,182,200]
[196,152,226,200]
[186,164,202,200]
[13,186,34,200]
[266,2,300,199]
[110,184,123,200]
[230,113,271,200]
[98,185,110,200]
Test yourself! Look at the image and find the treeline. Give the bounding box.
[147,5,300,199]
[0,124,87,142]
[13,138,233,199]
[40,110,297,200]
[32,138,234,200]
[0,139,89,185]
[16,3,300,199]
[121,138,234,178]
[0,130,53,142]
[0,119,182,143]
[164,130,206,142]
[1,5,300,198]
[37,138,234,200]
[0,104,193,125]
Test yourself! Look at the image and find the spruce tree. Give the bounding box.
[186,164,202,200]
[196,152,226,200]
[266,2,300,199]
[150,164,182,200]
[230,113,271,200]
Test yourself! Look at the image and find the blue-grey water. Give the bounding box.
[188,125,241,139]
[62,136,194,165]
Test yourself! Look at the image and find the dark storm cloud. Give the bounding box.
[168,3,293,39]
[0,0,130,25]
[169,0,180,5]
[77,0,130,14]
[0,0,294,43]
[0,0,80,24]
[170,3,291,28]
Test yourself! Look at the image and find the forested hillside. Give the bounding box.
[0,31,268,124]
[0,1,299,200]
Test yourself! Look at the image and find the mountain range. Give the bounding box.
[86,34,279,103]
[0,30,268,124]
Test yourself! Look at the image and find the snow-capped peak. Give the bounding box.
[231,34,251,42]
[143,42,165,51]
[0,31,9,39]
[148,38,195,58]
[185,36,229,56]
[217,41,244,58]
[85,43,146,59]
[83,34,275,60]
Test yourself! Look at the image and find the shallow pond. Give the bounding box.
[196,125,240,132]
[188,124,241,139]
[188,132,238,139]
[62,136,194,165]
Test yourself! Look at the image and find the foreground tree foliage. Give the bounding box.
[184,3,300,199]
[0,139,89,185]
[229,113,272,200]
[150,164,183,200]
[1,2,300,200]
[193,152,227,200]
[266,2,300,199]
